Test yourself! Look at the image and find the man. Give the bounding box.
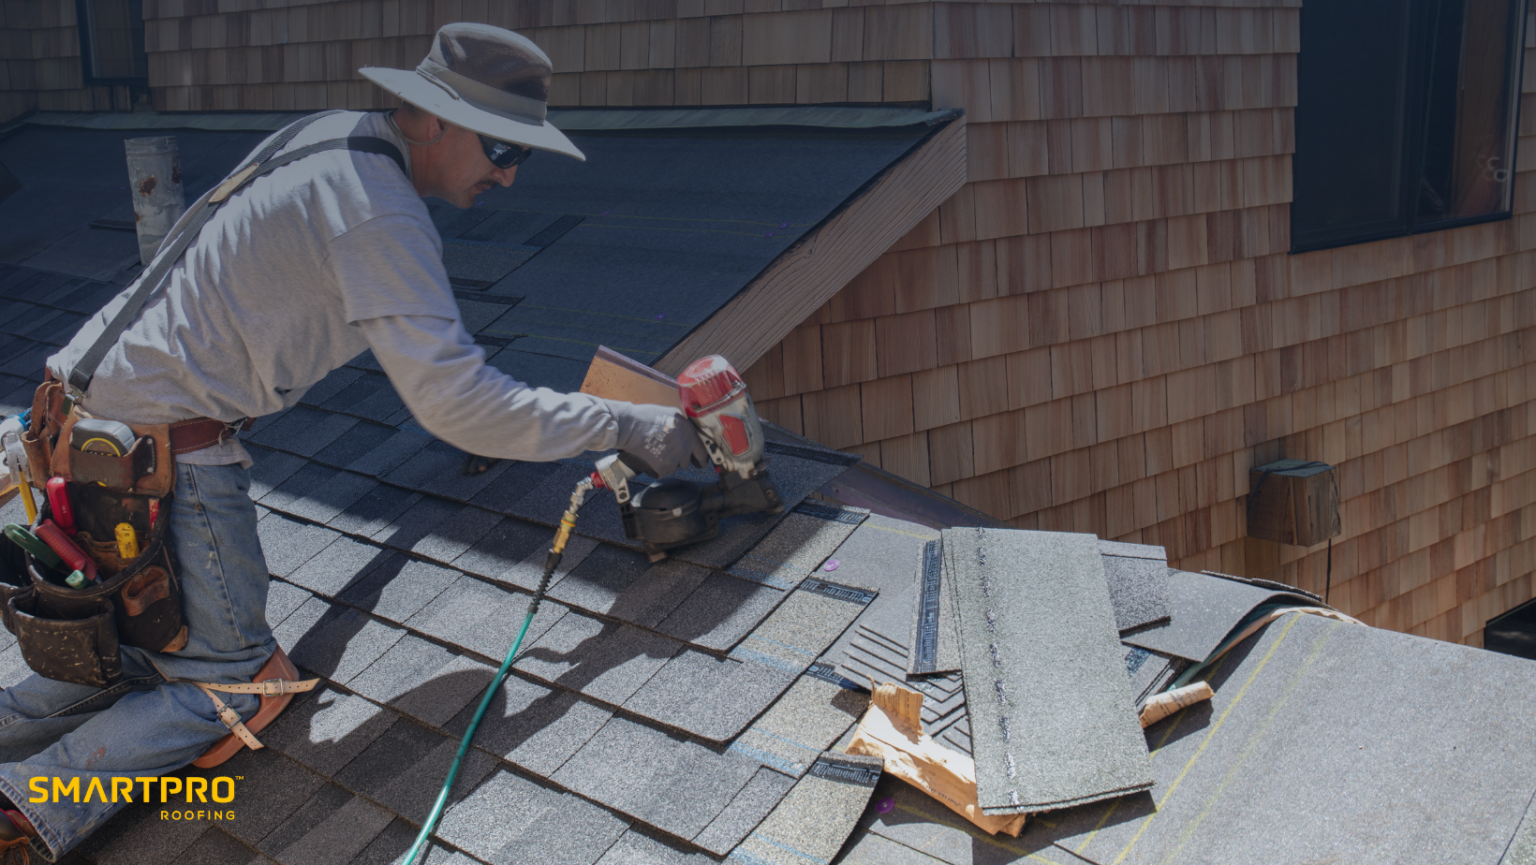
[0,23,704,860]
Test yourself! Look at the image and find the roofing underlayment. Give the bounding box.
[2,115,1536,865]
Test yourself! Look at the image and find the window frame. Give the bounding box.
[1291,0,1529,254]
[74,0,150,86]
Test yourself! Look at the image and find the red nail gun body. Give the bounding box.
[593,356,784,561]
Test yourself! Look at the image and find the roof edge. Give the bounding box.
[5,106,962,135]
[653,113,968,376]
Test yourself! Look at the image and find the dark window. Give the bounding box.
[76,0,149,83]
[1486,596,1536,660]
[1292,0,1526,252]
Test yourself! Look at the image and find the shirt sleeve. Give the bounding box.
[354,313,623,462]
[327,212,457,323]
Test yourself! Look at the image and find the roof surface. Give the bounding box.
[2,118,1536,865]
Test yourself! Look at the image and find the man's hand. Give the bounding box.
[611,403,708,478]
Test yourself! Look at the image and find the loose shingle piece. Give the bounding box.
[1121,570,1321,663]
[945,528,1153,815]
[728,752,882,865]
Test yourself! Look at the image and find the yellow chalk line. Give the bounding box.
[1108,613,1306,865]
[1155,619,1338,865]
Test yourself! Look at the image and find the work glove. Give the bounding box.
[610,401,709,478]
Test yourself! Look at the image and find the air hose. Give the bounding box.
[401,474,596,865]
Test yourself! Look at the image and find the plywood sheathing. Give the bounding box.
[135,1,1536,648]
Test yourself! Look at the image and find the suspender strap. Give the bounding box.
[67,112,408,394]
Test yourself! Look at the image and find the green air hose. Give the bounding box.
[401,475,595,865]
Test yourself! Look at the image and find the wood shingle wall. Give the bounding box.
[1,0,136,123]
[134,0,1536,647]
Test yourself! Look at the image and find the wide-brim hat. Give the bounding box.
[360,23,584,161]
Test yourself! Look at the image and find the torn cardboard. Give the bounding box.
[847,680,1027,837]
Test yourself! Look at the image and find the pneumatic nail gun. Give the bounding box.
[592,355,784,562]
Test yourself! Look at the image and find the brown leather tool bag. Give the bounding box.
[3,384,187,688]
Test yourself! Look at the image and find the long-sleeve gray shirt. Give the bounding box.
[48,110,621,466]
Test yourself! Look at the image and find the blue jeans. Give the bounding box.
[0,463,274,860]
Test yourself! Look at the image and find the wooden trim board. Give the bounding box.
[655,114,968,376]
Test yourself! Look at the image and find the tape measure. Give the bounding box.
[70,419,136,456]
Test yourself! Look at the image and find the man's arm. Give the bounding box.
[357,313,621,462]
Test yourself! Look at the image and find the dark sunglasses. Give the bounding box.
[478,134,533,170]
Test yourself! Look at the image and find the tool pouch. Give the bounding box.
[7,590,121,689]
[5,383,186,687]
[18,492,187,656]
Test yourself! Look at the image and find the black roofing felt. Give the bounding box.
[0,118,931,388]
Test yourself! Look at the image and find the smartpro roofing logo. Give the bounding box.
[30,775,239,821]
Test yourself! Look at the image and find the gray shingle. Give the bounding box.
[370,495,464,550]
[284,535,391,597]
[273,598,405,683]
[450,517,550,582]
[1101,554,1172,633]
[333,716,498,825]
[265,580,313,629]
[419,451,514,502]
[729,753,881,865]
[593,827,719,865]
[256,513,340,578]
[246,447,310,501]
[1121,570,1320,663]
[628,579,873,741]
[326,483,423,538]
[553,715,759,841]
[322,372,406,424]
[691,766,797,854]
[945,529,1151,814]
[437,768,630,865]
[653,571,785,652]
[621,647,796,743]
[249,406,361,458]
[311,420,399,470]
[486,532,598,593]
[297,365,366,409]
[381,439,470,489]
[403,502,504,564]
[337,554,458,624]
[71,798,212,865]
[406,575,567,661]
[727,674,867,778]
[252,782,355,856]
[261,686,397,778]
[503,462,603,526]
[184,749,326,850]
[261,463,380,526]
[267,793,395,865]
[724,506,867,589]
[347,635,494,728]
[444,674,612,777]
[549,544,710,629]
[343,428,432,478]
[467,460,562,513]
[513,612,680,707]
[174,827,262,865]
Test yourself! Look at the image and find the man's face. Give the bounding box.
[420,119,519,208]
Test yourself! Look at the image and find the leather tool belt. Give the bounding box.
[2,381,186,688]
[169,417,255,455]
